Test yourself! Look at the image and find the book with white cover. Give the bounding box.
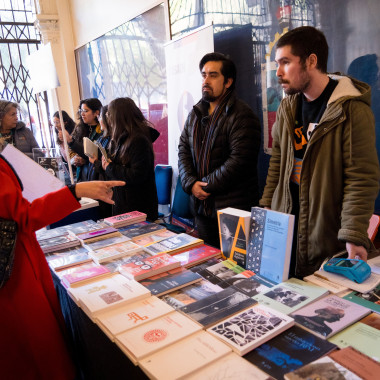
[88,240,143,264]
[253,277,329,315]
[207,304,294,356]
[114,311,202,365]
[183,352,273,380]
[367,255,380,275]
[69,274,151,319]
[303,274,350,296]
[83,137,98,159]
[246,207,294,283]
[314,267,380,293]
[95,296,175,340]
[139,331,232,380]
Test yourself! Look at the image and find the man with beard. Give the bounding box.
[178,52,261,247]
[260,26,379,278]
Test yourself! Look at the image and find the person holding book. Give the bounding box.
[260,26,379,278]
[101,97,159,221]
[0,99,39,158]
[88,105,112,218]
[0,153,125,380]
[178,52,261,248]
[52,110,77,165]
[64,98,103,182]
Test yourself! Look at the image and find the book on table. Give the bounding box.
[207,304,294,356]
[76,227,121,244]
[200,259,246,286]
[114,311,202,365]
[160,279,224,310]
[83,137,99,159]
[60,262,112,288]
[328,314,380,361]
[290,294,371,339]
[103,211,147,228]
[95,296,175,340]
[343,283,380,313]
[39,234,81,253]
[217,207,251,268]
[304,273,350,296]
[88,240,143,264]
[183,351,272,380]
[83,234,130,252]
[100,251,153,273]
[178,286,257,328]
[172,244,221,268]
[367,255,380,275]
[246,206,295,283]
[244,325,337,379]
[132,229,177,247]
[118,252,181,281]
[68,273,151,320]
[46,246,92,271]
[139,267,203,296]
[118,221,166,239]
[143,233,204,256]
[139,331,232,380]
[253,277,329,315]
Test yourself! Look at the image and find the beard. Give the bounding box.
[278,67,311,95]
[202,90,218,103]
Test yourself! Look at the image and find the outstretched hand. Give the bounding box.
[75,180,125,204]
[346,242,368,261]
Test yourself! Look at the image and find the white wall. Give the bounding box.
[69,0,164,48]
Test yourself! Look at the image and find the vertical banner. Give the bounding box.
[164,24,214,174]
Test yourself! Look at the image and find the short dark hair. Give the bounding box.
[277,26,329,73]
[199,52,236,90]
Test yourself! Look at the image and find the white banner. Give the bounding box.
[165,24,214,175]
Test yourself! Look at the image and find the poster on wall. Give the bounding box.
[164,24,214,174]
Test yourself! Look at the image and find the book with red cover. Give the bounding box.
[60,262,112,288]
[118,252,181,281]
[173,244,222,268]
[103,211,147,227]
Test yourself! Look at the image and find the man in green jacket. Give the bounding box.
[260,26,379,278]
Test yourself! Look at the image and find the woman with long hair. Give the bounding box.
[65,98,103,181]
[88,105,112,217]
[52,110,76,164]
[102,97,159,221]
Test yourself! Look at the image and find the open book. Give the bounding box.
[83,138,109,161]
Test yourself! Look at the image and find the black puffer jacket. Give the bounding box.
[178,92,261,217]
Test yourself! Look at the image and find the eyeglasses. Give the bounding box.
[78,108,89,113]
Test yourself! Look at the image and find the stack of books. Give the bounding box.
[76,227,121,244]
[88,240,143,264]
[39,234,81,254]
[103,211,147,228]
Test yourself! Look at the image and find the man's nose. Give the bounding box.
[276,66,283,77]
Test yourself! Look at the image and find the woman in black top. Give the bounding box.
[102,97,159,221]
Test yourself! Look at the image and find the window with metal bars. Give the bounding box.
[0,0,51,148]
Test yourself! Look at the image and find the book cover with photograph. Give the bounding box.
[207,304,294,356]
[39,234,81,253]
[132,229,177,247]
[290,294,371,339]
[118,252,181,281]
[253,277,329,315]
[114,311,202,365]
[143,233,203,256]
[246,207,295,284]
[83,234,130,252]
[217,207,251,268]
[139,331,232,380]
[343,283,380,313]
[179,286,257,328]
[118,221,166,239]
[244,325,337,379]
[103,210,147,227]
[47,246,92,271]
[222,271,273,297]
[95,296,174,340]
[100,251,152,273]
[160,279,224,310]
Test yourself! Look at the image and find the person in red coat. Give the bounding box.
[0,154,124,380]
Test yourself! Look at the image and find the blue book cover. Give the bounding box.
[244,325,337,379]
[247,207,295,284]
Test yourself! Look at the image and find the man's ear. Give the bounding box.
[308,53,318,69]
[225,78,233,89]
